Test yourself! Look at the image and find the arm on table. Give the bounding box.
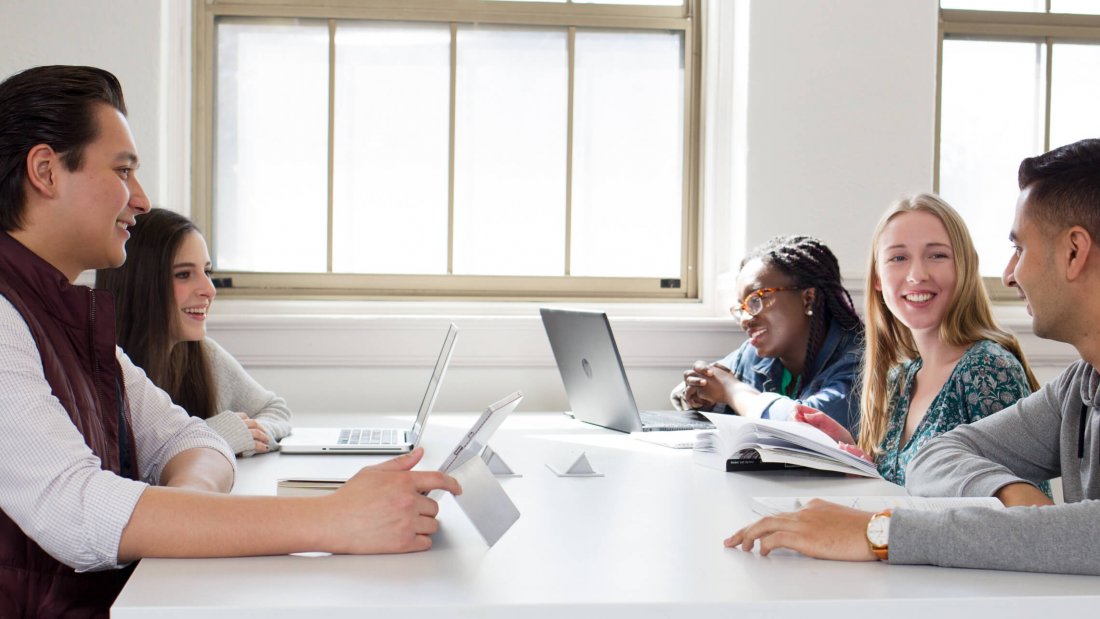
[997,482,1054,507]
[204,338,293,455]
[682,361,783,416]
[158,446,234,493]
[725,497,1100,575]
[905,370,1068,499]
[117,447,460,562]
[724,499,877,561]
[760,343,862,428]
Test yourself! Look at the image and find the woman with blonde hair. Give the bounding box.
[799,193,1042,485]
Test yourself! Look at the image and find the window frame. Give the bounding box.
[935,6,1100,299]
[191,0,703,301]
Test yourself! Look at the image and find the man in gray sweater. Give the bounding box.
[725,138,1100,575]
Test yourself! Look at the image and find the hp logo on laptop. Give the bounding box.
[581,358,593,378]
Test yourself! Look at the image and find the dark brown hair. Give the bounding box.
[1018,138,1100,239]
[96,208,218,419]
[0,65,127,231]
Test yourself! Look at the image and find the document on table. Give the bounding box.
[630,430,701,449]
[750,495,1004,516]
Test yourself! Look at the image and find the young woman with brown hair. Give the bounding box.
[97,208,291,456]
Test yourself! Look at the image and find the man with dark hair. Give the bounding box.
[0,66,129,232]
[724,138,1100,575]
[0,65,460,617]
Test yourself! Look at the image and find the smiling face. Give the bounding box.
[169,231,216,346]
[874,210,957,336]
[50,104,150,279]
[1004,187,1062,340]
[733,258,813,363]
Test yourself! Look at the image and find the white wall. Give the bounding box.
[741,0,939,277]
[0,0,1078,417]
[0,0,189,208]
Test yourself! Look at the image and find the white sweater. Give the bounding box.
[200,338,292,457]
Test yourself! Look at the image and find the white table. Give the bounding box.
[112,413,1100,618]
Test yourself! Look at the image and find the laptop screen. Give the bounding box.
[408,323,459,445]
[540,308,644,433]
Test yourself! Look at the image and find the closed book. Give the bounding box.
[276,477,345,496]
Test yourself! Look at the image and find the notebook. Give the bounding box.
[540,308,714,434]
[279,323,458,454]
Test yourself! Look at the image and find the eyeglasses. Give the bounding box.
[730,286,803,321]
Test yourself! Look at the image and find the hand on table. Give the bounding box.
[237,412,271,454]
[724,499,878,562]
[322,447,462,554]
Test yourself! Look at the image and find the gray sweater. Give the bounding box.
[896,360,1100,575]
[201,338,292,457]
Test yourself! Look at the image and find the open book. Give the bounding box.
[751,495,1003,516]
[693,412,880,478]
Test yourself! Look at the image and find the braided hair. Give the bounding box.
[741,235,863,383]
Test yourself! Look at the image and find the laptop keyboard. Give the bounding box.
[338,428,403,446]
[639,410,715,431]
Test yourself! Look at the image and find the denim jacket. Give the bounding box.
[716,320,863,434]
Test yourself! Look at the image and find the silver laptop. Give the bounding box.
[540,308,713,433]
[280,323,458,454]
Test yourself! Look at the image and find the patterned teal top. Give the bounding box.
[876,340,1034,486]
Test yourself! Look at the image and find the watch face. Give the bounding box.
[867,514,891,547]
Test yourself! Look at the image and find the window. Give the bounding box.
[193,0,700,299]
[937,3,1100,281]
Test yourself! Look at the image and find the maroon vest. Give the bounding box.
[0,232,139,618]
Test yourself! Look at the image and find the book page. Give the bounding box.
[699,412,878,476]
[754,446,880,478]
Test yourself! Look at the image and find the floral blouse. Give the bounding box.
[876,340,1033,486]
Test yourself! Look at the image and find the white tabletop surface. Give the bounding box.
[112,413,1100,618]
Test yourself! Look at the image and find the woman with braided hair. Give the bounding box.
[796,194,1044,486]
[672,235,864,434]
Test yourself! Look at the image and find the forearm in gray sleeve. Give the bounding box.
[891,501,1100,575]
[907,381,1069,497]
[905,426,1033,498]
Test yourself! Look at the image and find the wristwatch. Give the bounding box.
[866,509,892,561]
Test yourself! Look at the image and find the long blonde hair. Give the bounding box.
[857,193,1039,456]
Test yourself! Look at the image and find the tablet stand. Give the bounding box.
[481,446,521,477]
[546,451,603,477]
